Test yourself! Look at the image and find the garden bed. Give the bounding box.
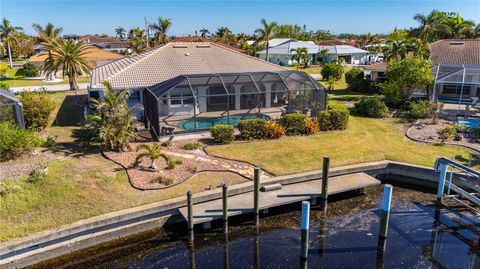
[406,119,480,152]
[103,140,271,190]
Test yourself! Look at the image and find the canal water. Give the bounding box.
[32,185,480,269]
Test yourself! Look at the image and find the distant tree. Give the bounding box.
[387,28,409,42]
[406,38,430,60]
[43,39,92,91]
[11,32,34,58]
[445,13,476,39]
[291,47,308,69]
[149,17,172,45]
[115,27,126,40]
[32,22,62,43]
[320,48,329,63]
[128,27,147,53]
[255,19,277,62]
[411,10,443,42]
[384,40,408,61]
[200,28,210,38]
[475,24,480,38]
[384,38,430,61]
[215,26,233,44]
[0,18,23,68]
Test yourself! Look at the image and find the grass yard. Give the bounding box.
[207,115,474,175]
[1,67,89,88]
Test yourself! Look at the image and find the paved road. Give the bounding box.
[10,83,89,93]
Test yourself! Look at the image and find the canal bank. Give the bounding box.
[0,160,475,268]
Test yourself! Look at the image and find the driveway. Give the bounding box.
[10,83,89,93]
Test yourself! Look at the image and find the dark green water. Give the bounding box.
[32,186,480,269]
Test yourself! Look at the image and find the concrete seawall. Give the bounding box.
[0,160,465,268]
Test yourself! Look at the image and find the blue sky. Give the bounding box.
[1,0,479,36]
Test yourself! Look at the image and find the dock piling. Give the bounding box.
[300,201,310,260]
[254,167,260,226]
[222,184,228,234]
[321,156,330,212]
[187,191,194,242]
[379,184,393,238]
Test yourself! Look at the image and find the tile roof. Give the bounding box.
[28,46,124,62]
[364,61,386,71]
[430,39,480,66]
[90,42,285,89]
[169,37,245,53]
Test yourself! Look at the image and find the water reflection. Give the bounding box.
[32,187,480,269]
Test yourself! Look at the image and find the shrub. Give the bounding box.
[266,121,285,139]
[19,91,56,129]
[381,82,406,108]
[281,113,309,135]
[161,140,172,147]
[439,126,457,142]
[237,119,268,140]
[22,63,39,77]
[455,124,469,133]
[0,122,43,161]
[405,100,433,119]
[471,126,480,138]
[321,63,344,80]
[317,105,350,131]
[211,124,234,144]
[166,159,183,170]
[306,118,320,135]
[354,96,389,118]
[181,141,203,150]
[0,180,22,197]
[345,68,370,92]
[44,135,57,148]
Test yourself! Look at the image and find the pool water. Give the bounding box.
[458,118,480,128]
[177,115,264,130]
[33,186,480,269]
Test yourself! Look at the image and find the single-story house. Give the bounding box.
[89,42,326,139]
[28,46,124,78]
[363,61,387,81]
[256,40,319,66]
[317,40,356,46]
[80,35,130,54]
[257,40,369,66]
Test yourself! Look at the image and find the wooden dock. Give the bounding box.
[178,172,380,225]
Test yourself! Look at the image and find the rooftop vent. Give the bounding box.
[173,44,188,48]
[196,44,210,48]
[185,53,190,56]
[449,41,465,45]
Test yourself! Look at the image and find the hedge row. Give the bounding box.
[211,108,349,144]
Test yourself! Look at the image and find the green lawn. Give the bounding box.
[1,67,90,88]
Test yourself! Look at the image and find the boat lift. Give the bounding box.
[434,157,480,212]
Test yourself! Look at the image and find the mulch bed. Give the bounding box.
[0,149,63,180]
[103,140,271,190]
[407,119,480,152]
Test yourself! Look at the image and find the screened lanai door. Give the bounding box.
[144,71,326,139]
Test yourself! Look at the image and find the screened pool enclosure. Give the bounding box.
[144,70,326,139]
[0,89,24,128]
[432,64,480,105]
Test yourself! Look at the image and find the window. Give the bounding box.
[169,87,194,106]
[129,91,141,102]
[89,91,100,100]
[443,84,471,95]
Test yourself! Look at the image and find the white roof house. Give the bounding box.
[257,40,319,55]
[318,45,369,55]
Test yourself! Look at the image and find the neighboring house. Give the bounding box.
[63,34,80,42]
[317,39,356,46]
[364,40,480,104]
[256,40,319,66]
[257,39,369,66]
[89,42,326,138]
[28,46,124,77]
[80,35,130,54]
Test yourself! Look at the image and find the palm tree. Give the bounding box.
[215,27,233,44]
[255,19,277,62]
[32,23,62,43]
[291,47,308,69]
[200,28,210,38]
[0,18,23,68]
[445,13,476,38]
[135,143,168,170]
[474,24,480,38]
[92,81,136,151]
[43,39,92,91]
[406,38,430,60]
[384,40,408,61]
[320,48,329,64]
[115,27,126,40]
[128,27,147,53]
[149,17,172,45]
[412,10,441,42]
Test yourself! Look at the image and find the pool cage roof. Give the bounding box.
[146,70,325,99]
[432,64,480,85]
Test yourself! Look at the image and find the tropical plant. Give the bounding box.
[321,63,344,81]
[211,124,235,144]
[254,19,277,62]
[265,121,285,139]
[135,143,169,170]
[19,91,56,128]
[199,28,210,38]
[291,47,308,69]
[91,81,137,151]
[42,39,92,91]
[32,22,62,43]
[150,17,172,45]
[319,48,329,63]
[0,18,23,68]
[22,62,39,77]
[128,27,147,53]
[115,27,126,40]
[0,122,43,161]
[215,27,233,44]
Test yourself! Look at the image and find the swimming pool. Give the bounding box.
[457,118,480,128]
[177,115,265,130]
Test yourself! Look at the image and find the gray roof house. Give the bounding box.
[89,42,326,139]
[256,40,369,66]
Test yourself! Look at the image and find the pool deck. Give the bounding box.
[178,172,380,225]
